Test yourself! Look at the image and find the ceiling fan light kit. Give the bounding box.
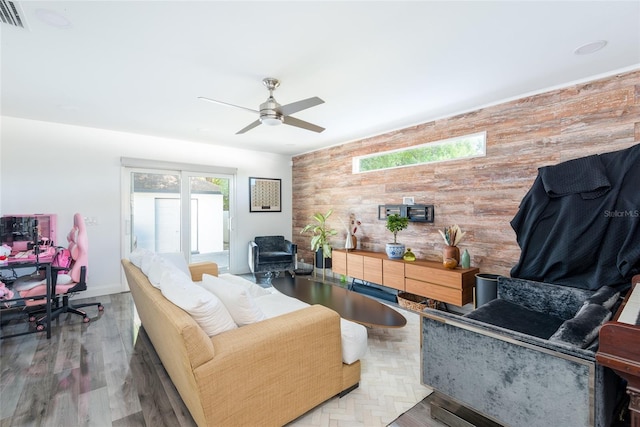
[261,116,283,126]
[199,77,325,134]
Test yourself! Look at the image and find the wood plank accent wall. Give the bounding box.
[292,70,640,277]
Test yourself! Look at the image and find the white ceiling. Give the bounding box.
[2,1,639,156]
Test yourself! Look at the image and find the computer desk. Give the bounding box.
[0,260,52,339]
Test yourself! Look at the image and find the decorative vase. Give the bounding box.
[403,248,416,261]
[443,258,458,269]
[345,234,355,250]
[443,245,460,265]
[460,249,470,268]
[386,243,405,259]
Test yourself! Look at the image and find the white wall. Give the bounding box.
[0,116,293,297]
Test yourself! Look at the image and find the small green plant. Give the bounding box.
[386,214,409,243]
[301,209,338,280]
[301,209,337,258]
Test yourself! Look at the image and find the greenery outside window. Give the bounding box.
[352,131,486,173]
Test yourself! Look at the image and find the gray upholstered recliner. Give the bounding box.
[421,276,626,427]
[248,235,297,283]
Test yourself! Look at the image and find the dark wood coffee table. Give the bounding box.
[272,276,406,328]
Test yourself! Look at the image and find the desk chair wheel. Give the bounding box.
[83,316,90,323]
[36,323,45,332]
[29,315,36,322]
[98,304,104,311]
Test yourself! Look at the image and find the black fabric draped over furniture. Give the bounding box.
[510,143,640,290]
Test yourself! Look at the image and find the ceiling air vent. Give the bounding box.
[0,0,26,28]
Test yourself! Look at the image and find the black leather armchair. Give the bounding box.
[248,236,297,283]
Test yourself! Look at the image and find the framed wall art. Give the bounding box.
[249,177,281,212]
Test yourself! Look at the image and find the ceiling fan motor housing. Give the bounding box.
[260,97,283,125]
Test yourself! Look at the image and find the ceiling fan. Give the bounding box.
[198,77,325,134]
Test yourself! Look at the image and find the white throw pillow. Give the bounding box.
[129,248,150,268]
[218,273,273,298]
[140,252,158,276]
[161,269,237,336]
[201,274,266,326]
[158,252,191,278]
[129,248,153,269]
[147,256,178,289]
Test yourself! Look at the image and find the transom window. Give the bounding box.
[352,131,486,173]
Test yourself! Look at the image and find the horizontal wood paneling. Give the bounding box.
[293,70,640,277]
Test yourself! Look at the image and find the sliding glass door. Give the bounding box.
[123,167,233,272]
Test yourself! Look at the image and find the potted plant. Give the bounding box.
[300,209,337,279]
[385,213,409,259]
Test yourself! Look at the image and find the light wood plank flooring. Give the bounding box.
[1,293,197,427]
[0,291,439,427]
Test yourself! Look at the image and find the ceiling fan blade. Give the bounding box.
[282,116,325,133]
[236,119,262,134]
[198,97,259,114]
[279,97,324,116]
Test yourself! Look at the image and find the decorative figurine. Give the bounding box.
[461,249,471,268]
[403,248,416,261]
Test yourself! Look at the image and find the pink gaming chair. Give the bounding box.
[17,213,103,327]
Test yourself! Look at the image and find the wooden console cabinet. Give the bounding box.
[332,249,478,306]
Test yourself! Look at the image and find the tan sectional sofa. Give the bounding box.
[122,259,360,427]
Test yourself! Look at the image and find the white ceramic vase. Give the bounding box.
[345,234,355,250]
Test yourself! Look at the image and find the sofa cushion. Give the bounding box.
[497,277,593,320]
[201,274,266,326]
[161,269,237,336]
[464,299,565,339]
[255,291,368,365]
[549,303,612,348]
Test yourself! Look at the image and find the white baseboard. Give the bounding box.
[77,283,125,299]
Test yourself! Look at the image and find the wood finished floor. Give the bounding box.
[0,291,440,427]
[0,293,197,427]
